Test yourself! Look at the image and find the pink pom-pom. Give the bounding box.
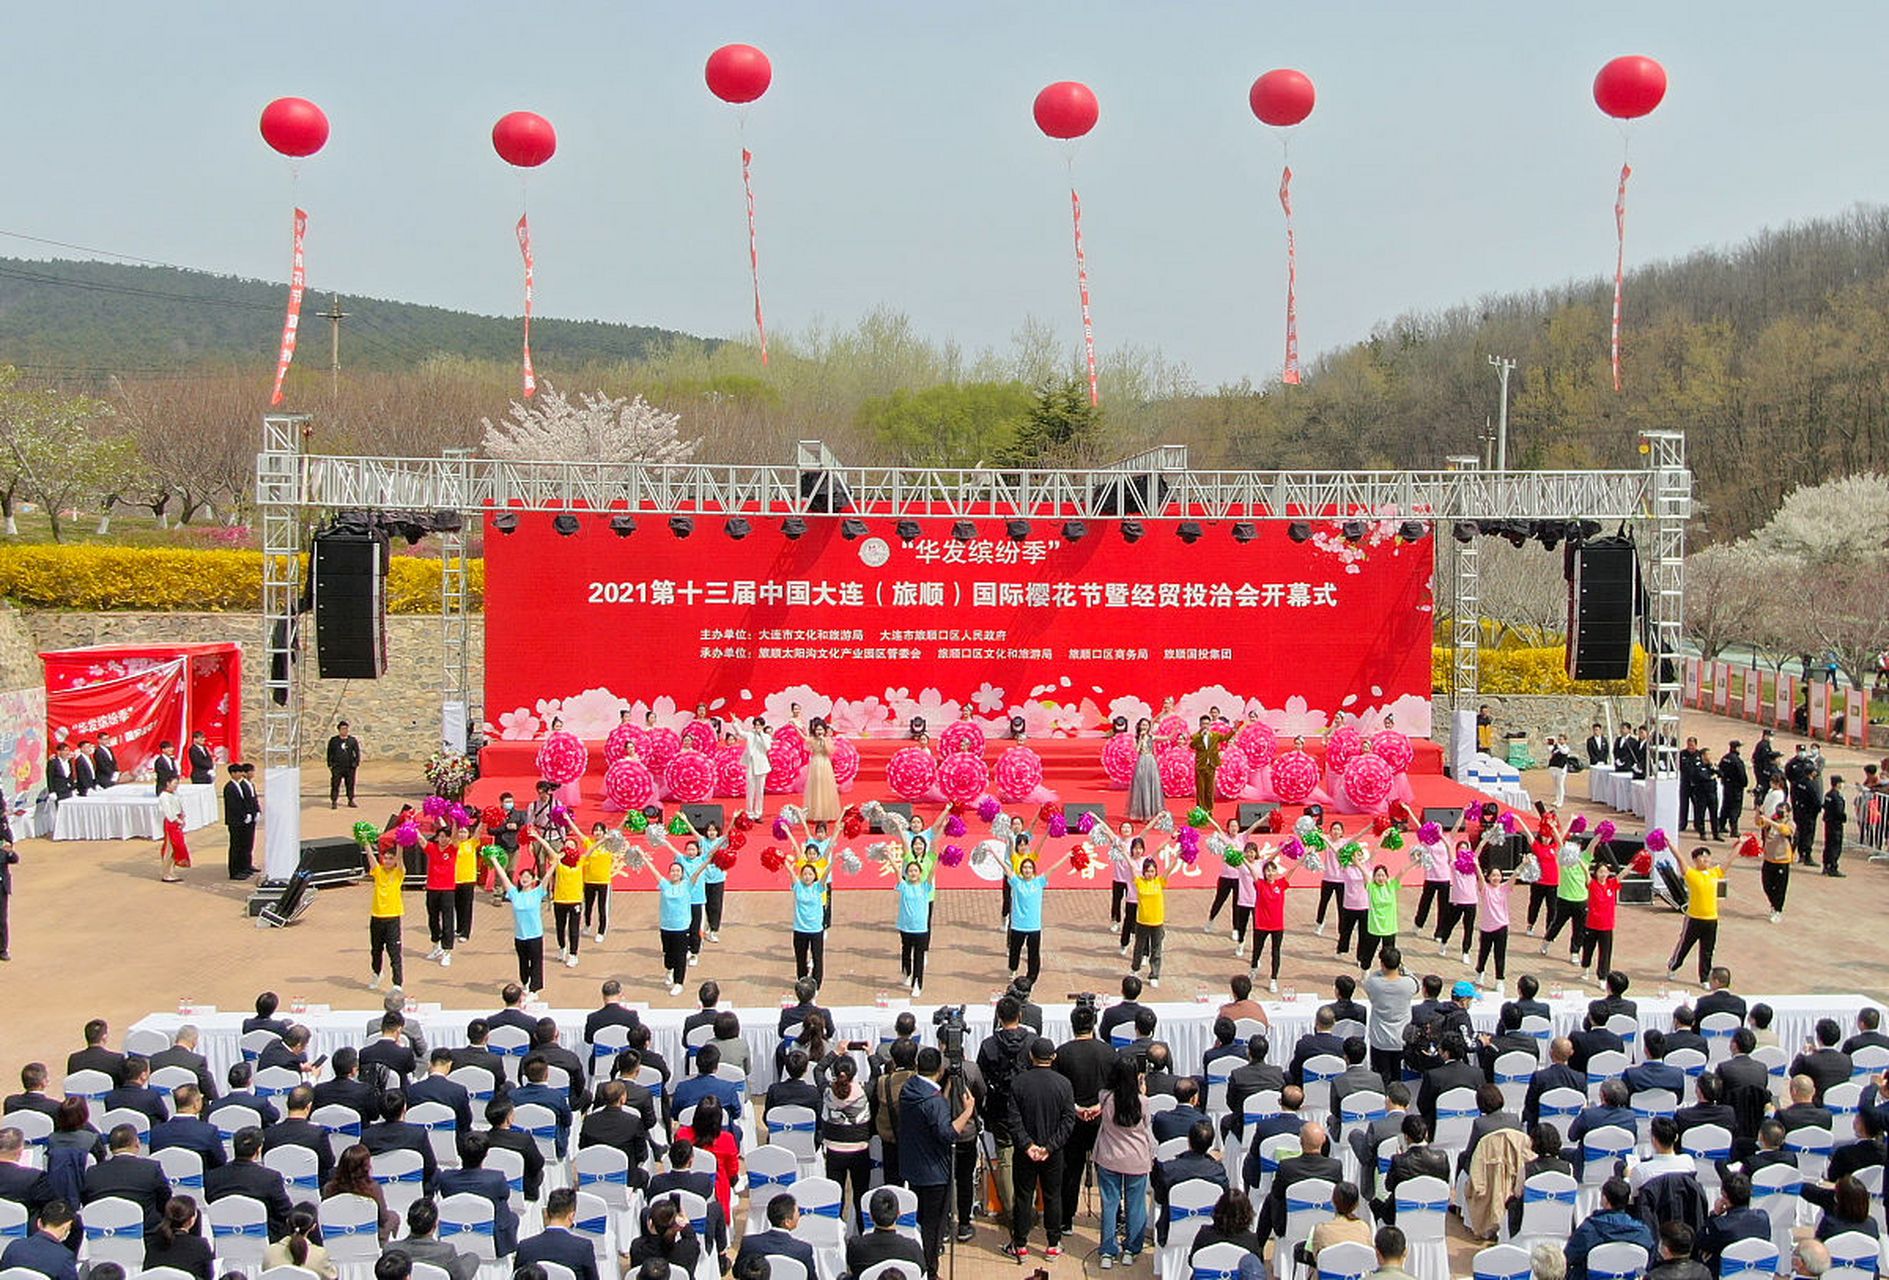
[1048,812,1068,839]
[938,721,987,758]
[549,804,573,830]
[1271,750,1320,804]
[1235,721,1277,767]
[1498,810,1521,833]
[1454,846,1477,874]
[712,745,746,797]
[1076,811,1097,834]
[830,736,860,787]
[886,747,939,801]
[937,753,990,805]
[1281,835,1305,860]
[1595,819,1617,844]
[1158,747,1196,798]
[1325,725,1365,772]
[1215,747,1252,801]
[939,842,966,867]
[1370,730,1414,774]
[1178,826,1201,860]
[446,803,470,828]
[421,794,449,819]
[1645,827,1669,853]
[644,727,682,772]
[943,813,967,838]
[603,758,655,810]
[1100,734,1138,786]
[1569,815,1589,836]
[771,816,790,841]
[976,795,1002,823]
[662,749,716,803]
[535,730,589,785]
[679,720,717,754]
[394,820,420,846]
[1417,820,1443,845]
[604,722,647,764]
[995,746,1046,802]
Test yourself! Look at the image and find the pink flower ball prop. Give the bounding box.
[1370,729,1414,774]
[680,720,717,754]
[603,723,646,764]
[770,726,809,770]
[886,747,938,800]
[995,746,1045,802]
[1158,747,1196,798]
[1100,734,1138,786]
[766,738,804,782]
[1271,749,1320,804]
[662,749,715,803]
[830,736,860,787]
[535,731,589,785]
[1155,714,1188,743]
[937,753,990,805]
[1341,753,1394,809]
[644,727,682,772]
[1214,747,1252,801]
[939,720,987,758]
[1235,721,1277,767]
[603,758,655,810]
[1325,725,1364,772]
[713,747,747,797]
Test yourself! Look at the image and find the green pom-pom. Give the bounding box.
[668,815,691,836]
[1186,806,1212,830]
[1223,846,1246,868]
[1302,830,1329,852]
[1337,839,1364,868]
[1381,829,1405,851]
[480,844,508,869]
[351,821,379,847]
[624,812,649,834]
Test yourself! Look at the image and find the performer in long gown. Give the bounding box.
[803,719,842,823]
[1128,719,1163,822]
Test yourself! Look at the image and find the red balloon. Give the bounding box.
[1593,55,1667,120]
[492,111,557,168]
[1249,69,1315,128]
[706,44,773,104]
[1033,81,1099,140]
[259,97,329,158]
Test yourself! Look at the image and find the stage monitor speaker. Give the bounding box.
[1566,538,1637,681]
[299,835,365,886]
[1618,875,1655,905]
[869,801,913,834]
[1063,802,1106,834]
[1420,806,1465,830]
[1482,832,1528,873]
[313,530,388,679]
[681,804,726,833]
[1236,802,1279,829]
[798,469,853,514]
[1581,832,1644,869]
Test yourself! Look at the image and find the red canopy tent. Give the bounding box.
[40,643,241,779]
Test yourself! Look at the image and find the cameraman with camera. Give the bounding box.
[977,996,1035,1223]
[899,1043,978,1280]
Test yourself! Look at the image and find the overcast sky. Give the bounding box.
[4,1,1884,386]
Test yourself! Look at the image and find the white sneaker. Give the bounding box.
[425,946,443,961]
[1770,912,1782,924]
[555,948,567,963]
[594,932,606,944]
[688,953,699,967]
[440,952,452,967]
[389,985,403,998]
[1539,941,1551,955]
[1101,1255,1115,1270]
[1461,952,1472,966]
[1200,922,1214,934]
[1315,922,1327,938]
[566,954,579,967]
[1232,942,1245,956]
[912,983,923,999]
[1120,944,1131,957]
[1268,979,1279,994]
[1438,941,1449,956]
[1494,981,1507,997]
[1150,977,1161,989]
[1229,929,1240,943]
[668,983,683,996]
[1666,967,1679,981]
[707,931,720,943]
[368,973,382,991]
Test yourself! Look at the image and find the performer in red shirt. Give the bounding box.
[423,823,459,967]
[1579,859,1621,981]
[1249,849,1311,993]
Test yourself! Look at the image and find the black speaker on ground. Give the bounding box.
[1566,538,1637,681]
[1236,802,1280,829]
[681,804,726,833]
[1618,875,1655,905]
[313,529,388,679]
[1063,802,1107,834]
[1583,833,1644,869]
[869,801,914,834]
[798,470,853,514]
[1482,832,1529,873]
[299,835,365,886]
[1420,806,1465,830]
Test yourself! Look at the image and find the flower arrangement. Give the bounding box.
[424,749,477,800]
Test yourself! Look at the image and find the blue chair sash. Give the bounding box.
[326,1120,363,1138]
[286,1175,318,1193]
[1171,1204,1214,1223]
[580,1168,629,1186]
[1192,1268,1241,1280]
[214,1222,270,1239]
[381,1169,424,1184]
[750,1170,796,1189]
[576,1216,609,1236]
[324,1220,380,1237]
[417,1119,455,1133]
[1319,1268,1368,1280]
[525,1124,560,1142]
[1438,1106,1478,1122]
[772,1120,817,1133]
[897,1211,918,1229]
[1720,1256,1778,1277]
[803,1202,842,1219]
[1377,1155,1393,1175]
[494,1043,528,1058]
[689,1217,709,1236]
[1286,1194,1324,1212]
[1344,1108,1387,1124]
[0,1222,27,1239]
[1398,1197,1451,1215]
[176,1173,204,1190]
[1590,1268,1643,1280]
[439,1220,494,1238]
[1755,1181,1804,1199]
[507,1175,525,1194]
[1475,1269,1530,1280]
[84,1224,137,1239]
[1522,1185,1577,1205]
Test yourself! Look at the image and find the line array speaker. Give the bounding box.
[1566,538,1637,681]
[314,530,388,680]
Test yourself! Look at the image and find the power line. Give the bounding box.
[0,264,279,312]
[0,228,192,269]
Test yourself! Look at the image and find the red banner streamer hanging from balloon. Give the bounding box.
[1070,187,1099,407]
[267,208,307,407]
[741,147,769,366]
[516,213,537,398]
[1610,162,1631,393]
[1278,166,1301,386]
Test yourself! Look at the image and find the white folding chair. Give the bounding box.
[252,1066,301,1102]
[1783,1125,1834,1183]
[1585,1052,1630,1101]
[1586,1240,1649,1280]
[1492,1054,1534,1115]
[1605,1016,1642,1064]
[409,1265,454,1280]
[764,1259,808,1280]
[1191,1242,1254,1280]
[1233,1019,1268,1042]
[1156,1136,1190,1162]
[0,1266,44,1280]
[1718,1238,1779,1280]
[1629,1089,1679,1144]
[1316,1240,1377,1280]
[372,1147,428,1214]
[97,1106,152,1140]
[259,1269,322,1280]
[1666,1048,1708,1080]
[746,1144,802,1234]
[1338,1091,1387,1140]
[77,1196,143,1268]
[1752,1047,1789,1104]
[791,1216,844,1280]
[684,1024,716,1068]
[1851,1046,1889,1084]
[310,1103,365,1161]
[545,1066,574,1094]
[1537,1087,1585,1132]
[1502,1172,1576,1250]
[513,1101,566,1171]
[1432,1086,1478,1159]
[486,1026,532,1083]
[1681,1123,1733,1198]
[0,1203,25,1248]
[865,1183,920,1242]
[1699,1014,1740,1066]
[152,1144,205,1193]
[1395,1174,1451,1280]
[855,1263,921,1280]
[316,1191,384,1266]
[1300,1054,1346,1123]
[1206,1058,1238,1116]
[436,1191,500,1264]
[149,1066,199,1097]
[262,1142,322,1197]
[1750,1162,1806,1263]
[206,1192,271,1274]
[241,1029,284,1062]
[537,1264,579,1280]
[141,1267,198,1280]
[766,1104,819,1170]
[124,1028,172,1058]
[1277,1177,1337,1280]
[1472,1242,1533,1280]
[588,1026,632,1082]
[792,1174,845,1224]
[1158,1178,1224,1280]
[657,1189,716,1280]
[1222,1090,1282,1183]
[209,1104,264,1161]
[1332,1021,1366,1044]
[61,1069,113,1103]
[407,1101,460,1171]
[1577,1126,1636,1218]
[1520,1016,1553,1048]
[1,1111,51,1167]
[1823,1232,1879,1280]
[448,1065,497,1109]
[572,1189,618,1279]
[1854,1164,1886,1235]
[1249,1133,1302,1204]
[1148,1094,1181,1121]
[486,1145,529,1215]
[575,1144,634,1210]
[1825,1083,1863,1140]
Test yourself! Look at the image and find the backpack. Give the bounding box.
[874,1069,912,1144]
[46,1142,87,1209]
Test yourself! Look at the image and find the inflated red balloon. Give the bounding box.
[1593,55,1667,120]
[492,111,557,168]
[1033,81,1099,140]
[1249,69,1316,128]
[706,44,773,104]
[259,97,329,158]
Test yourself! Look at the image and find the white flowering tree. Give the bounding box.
[1745,472,1889,687]
[480,383,702,464]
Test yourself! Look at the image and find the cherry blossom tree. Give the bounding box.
[480,382,701,464]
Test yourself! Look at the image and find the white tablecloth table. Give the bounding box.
[52,782,218,841]
[1589,767,1651,819]
[131,991,1879,1092]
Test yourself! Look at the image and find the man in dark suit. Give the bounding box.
[0,1201,79,1280]
[1327,1039,1387,1138]
[530,1020,591,1112]
[0,818,14,962]
[312,1048,380,1123]
[1289,1008,1348,1087]
[1586,724,1611,767]
[847,1187,928,1280]
[1416,1032,1485,1135]
[92,735,119,789]
[1501,976,1553,1028]
[1478,1007,1541,1078]
[1098,976,1152,1044]
[434,1132,519,1254]
[242,994,293,1040]
[1569,1014,1627,1076]
[513,1189,600,1280]
[1844,1010,1889,1057]
[0,1129,53,1218]
[222,764,260,879]
[148,1085,225,1170]
[1789,1020,1854,1104]
[737,1194,819,1274]
[152,740,180,794]
[1523,1038,1588,1129]
[45,745,75,803]
[65,1020,125,1080]
[71,745,95,797]
[1153,1079,1211,1145]
[256,1026,313,1076]
[214,1063,281,1128]
[583,980,643,1047]
[1373,1113,1452,1223]
[487,984,538,1036]
[450,1020,510,1090]
[1811,1110,1887,1195]
[625,1025,672,1089]
[681,981,722,1042]
[577,1080,650,1167]
[1664,1010,1710,1060]
[407,1049,474,1134]
[1569,1081,1638,1173]
[1695,970,1748,1027]
[1220,1035,1288,1141]
[1695,1172,1771,1274]
[203,1127,295,1239]
[361,1090,438,1191]
[1612,729,1636,773]
[1621,1032,1687,1097]
[897,1047,978,1279]
[4,1064,60,1119]
[82,1125,171,1230]
[1673,1073,1738,1143]
[149,1027,218,1103]
[103,1058,168,1128]
[1717,745,1751,839]
[1261,1121,1344,1243]
[326,720,360,808]
[361,1014,419,1084]
[186,732,214,786]
[482,1099,547,1204]
[599,1050,662,1138]
[513,1057,575,1159]
[648,1140,724,1258]
[1152,1121,1227,1243]
[261,1086,334,1188]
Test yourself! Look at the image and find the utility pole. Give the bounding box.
[322,294,347,407]
[1488,354,1515,471]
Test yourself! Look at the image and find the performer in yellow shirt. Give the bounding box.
[1129,839,1181,988]
[366,843,407,994]
[452,825,479,943]
[1666,845,1725,987]
[531,832,588,969]
[579,822,623,943]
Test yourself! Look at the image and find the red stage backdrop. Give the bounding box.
[483,516,1434,742]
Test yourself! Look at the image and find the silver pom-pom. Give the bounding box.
[860,800,885,823]
[1206,832,1233,859]
[1295,815,1318,838]
[1517,852,1541,884]
[1557,842,1584,868]
[866,840,901,866]
[972,838,1007,868]
[840,848,863,876]
[883,810,911,837]
[599,831,629,857]
[1152,811,1176,834]
[623,845,650,872]
[1301,847,1324,875]
[778,803,805,827]
[991,813,1015,842]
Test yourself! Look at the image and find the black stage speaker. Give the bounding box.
[870,802,914,834]
[1582,832,1643,869]
[1421,805,1465,830]
[313,530,388,679]
[1618,875,1655,906]
[1483,832,1528,873]
[681,803,726,833]
[1566,538,1637,681]
[798,469,852,513]
[1236,802,1280,829]
[1063,802,1107,834]
[299,835,365,886]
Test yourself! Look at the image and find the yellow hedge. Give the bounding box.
[0,545,483,614]
[1433,644,1646,696]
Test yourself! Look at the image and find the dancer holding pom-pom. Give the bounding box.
[1435,840,1481,962]
[1127,839,1183,988]
[778,846,838,988]
[1666,846,1725,988]
[895,856,939,998]
[1204,810,1269,942]
[1358,846,1418,972]
[1249,848,1309,992]
[1005,847,1078,987]
[633,845,710,997]
[578,822,625,944]
[649,824,717,963]
[486,849,549,995]
[1577,859,1620,984]
[1473,865,1515,995]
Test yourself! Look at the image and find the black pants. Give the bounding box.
[1719,791,1744,837]
[369,916,403,987]
[514,936,545,990]
[554,903,581,955]
[825,1148,874,1229]
[1119,909,1135,949]
[1011,1148,1065,1247]
[915,1182,949,1278]
[1208,877,1239,924]
[1824,824,1845,873]
[1232,903,1252,944]
[1252,929,1284,979]
[0,891,9,956]
[1761,860,1791,913]
[1110,881,1127,923]
[1001,877,1011,922]
[1669,917,1718,981]
[1793,806,1820,861]
[1691,787,1721,839]
[1579,927,1613,977]
[688,904,704,955]
[329,768,356,805]
[1437,901,1476,951]
[1413,881,1448,932]
[660,928,689,986]
[1133,923,1165,979]
[1316,881,1343,926]
[454,883,475,940]
[1526,883,1556,930]
[1336,906,1366,955]
[901,930,931,986]
[794,929,825,986]
[1358,931,1395,971]
[953,1140,979,1226]
[425,889,457,950]
[227,822,255,878]
[583,883,610,934]
[1060,1116,1100,1233]
[1007,929,1042,984]
[882,1141,902,1188]
[1544,897,1587,952]
[1370,1048,1403,1083]
[1476,927,1508,980]
[704,881,726,932]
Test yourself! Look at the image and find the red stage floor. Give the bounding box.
[466,736,1477,893]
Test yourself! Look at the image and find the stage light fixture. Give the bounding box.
[1341,520,1366,543]
[432,510,464,534]
[609,514,637,538]
[840,517,869,540]
[1005,519,1031,542]
[724,517,751,541]
[951,520,976,542]
[896,519,922,543]
[1062,520,1087,542]
[1232,521,1258,544]
[1398,520,1428,542]
[1502,520,1529,548]
[552,513,580,537]
[1177,521,1203,544]
[1476,520,1503,536]
[1452,522,1475,544]
[1287,521,1312,543]
[782,516,808,540]
[493,512,519,535]
[669,515,695,539]
[1120,520,1144,543]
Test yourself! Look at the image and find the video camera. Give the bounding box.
[932,1004,968,1065]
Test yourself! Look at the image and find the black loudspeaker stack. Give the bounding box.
[1566,538,1637,681]
[314,529,388,679]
